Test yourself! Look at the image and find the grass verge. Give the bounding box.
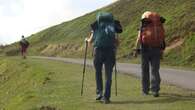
[0,57,195,110]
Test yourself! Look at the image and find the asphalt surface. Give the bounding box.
[31,56,195,91]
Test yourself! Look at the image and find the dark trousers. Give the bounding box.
[141,47,161,93]
[21,46,27,57]
[93,47,115,99]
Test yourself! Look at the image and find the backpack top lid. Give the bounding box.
[142,11,161,25]
[142,11,160,19]
[96,12,115,35]
[91,19,123,34]
[96,12,114,26]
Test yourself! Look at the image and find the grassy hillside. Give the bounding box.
[0,57,195,110]
[3,0,195,67]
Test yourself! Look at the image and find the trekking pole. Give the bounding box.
[114,61,118,96]
[114,48,118,96]
[81,40,88,96]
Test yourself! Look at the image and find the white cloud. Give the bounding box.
[0,0,23,16]
[0,0,116,45]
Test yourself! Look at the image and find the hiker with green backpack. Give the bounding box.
[19,35,29,59]
[134,11,166,97]
[85,12,122,104]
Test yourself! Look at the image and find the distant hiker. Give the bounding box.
[86,12,121,104]
[134,11,166,97]
[19,35,29,59]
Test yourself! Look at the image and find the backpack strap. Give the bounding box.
[114,20,123,33]
[91,21,98,31]
[160,17,166,24]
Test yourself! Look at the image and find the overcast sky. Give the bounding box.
[0,0,117,45]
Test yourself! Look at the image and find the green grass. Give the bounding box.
[0,57,195,110]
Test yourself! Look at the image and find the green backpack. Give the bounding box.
[92,12,116,48]
[20,39,29,48]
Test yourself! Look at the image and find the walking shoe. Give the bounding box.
[152,92,159,97]
[142,91,149,96]
[100,97,111,104]
[96,94,102,101]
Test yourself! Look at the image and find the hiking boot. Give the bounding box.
[152,92,159,97]
[96,94,102,101]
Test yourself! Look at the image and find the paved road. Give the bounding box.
[31,56,195,91]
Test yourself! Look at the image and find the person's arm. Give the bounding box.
[135,30,141,50]
[114,34,120,48]
[160,39,166,59]
[133,30,141,57]
[85,31,94,47]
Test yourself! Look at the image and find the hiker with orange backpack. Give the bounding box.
[85,12,122,104]
[19,35,29,59]
[134,11,166,97]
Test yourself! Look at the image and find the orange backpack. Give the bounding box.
[140,11,165,47]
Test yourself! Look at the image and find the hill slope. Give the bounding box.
[4,0,195,67]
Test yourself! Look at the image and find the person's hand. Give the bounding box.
[133,49,138,58]
[160,50,164,60]
[85,38,88,43]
